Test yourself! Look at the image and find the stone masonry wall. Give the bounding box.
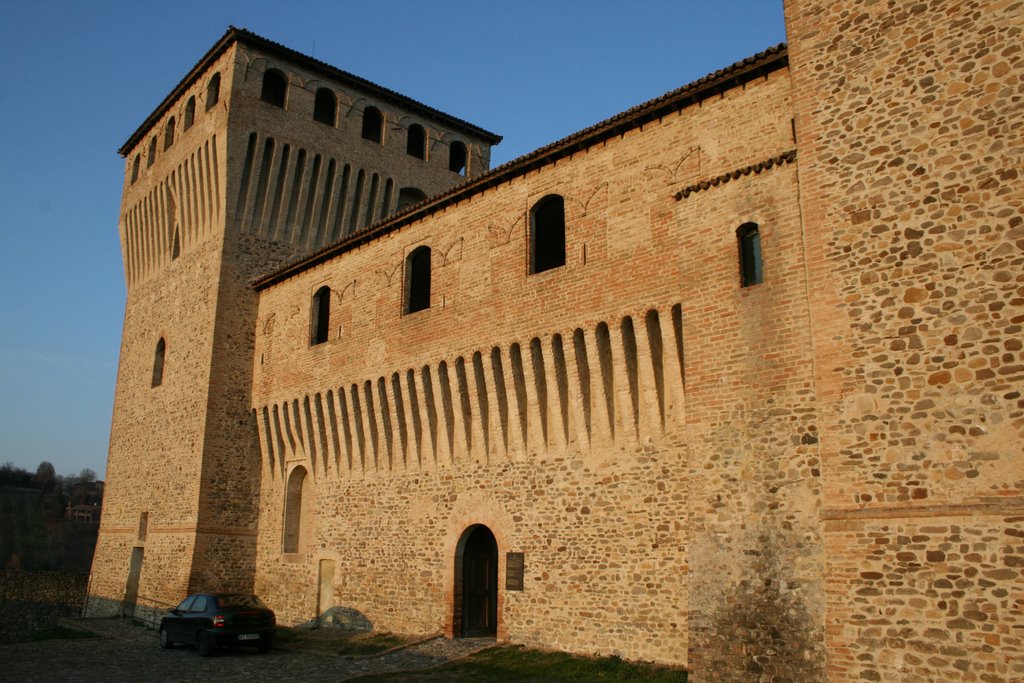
[88,45,237,612]
[785,0,1024,680]
[250,63,819,671]
[0,571,87,643]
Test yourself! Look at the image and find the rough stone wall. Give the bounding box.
[0,571,87,643]
[251,65,811,669]
[785,0,1024,680]
[677,160,825,678]
[88,44,237,612]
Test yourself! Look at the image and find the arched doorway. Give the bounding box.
[454,525,498,637]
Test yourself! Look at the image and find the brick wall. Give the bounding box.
[250,63,815,670]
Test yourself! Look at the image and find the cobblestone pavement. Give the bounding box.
[1,619,496,682]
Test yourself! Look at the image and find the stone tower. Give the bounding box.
[86,27,500,618]
[785,0,1023,680]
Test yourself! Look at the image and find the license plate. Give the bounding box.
[238,634,259,640]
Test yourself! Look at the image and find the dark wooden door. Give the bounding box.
[462,527,497,636]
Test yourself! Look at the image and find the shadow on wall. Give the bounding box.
[702,532,824,682]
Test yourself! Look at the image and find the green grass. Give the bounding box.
[348,645,689,682]
[28,626,97,642]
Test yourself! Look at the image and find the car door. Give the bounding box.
[166,595,195,642]
[183,595,211,643]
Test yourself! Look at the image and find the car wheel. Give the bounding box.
[197,631,216,657]
[257,636,273,654]
[159,625,173,649]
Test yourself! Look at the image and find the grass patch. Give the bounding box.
[28,626,96,642]
[274,627,414,656]
[349,645,688,682]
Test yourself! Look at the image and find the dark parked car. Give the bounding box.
[160,593,276,656]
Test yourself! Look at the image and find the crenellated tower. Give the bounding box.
[87,27,500,618]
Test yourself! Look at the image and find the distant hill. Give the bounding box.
[0,486,98,573]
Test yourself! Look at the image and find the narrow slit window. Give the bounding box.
[261,69,287,108]
[449,140,467,174]
[131,155,141,183]
[311,286,331,345]
[152,338,166,387]
[206,72,220,111]
[737,222,763,287]
[407,124,426,159]
[362,106,383,143]
[405,246,431,314]
[164,117,175,150]
[183,97,195,130]
[313,87,336,125]
[147,136,157,168]
[530,194,566,274]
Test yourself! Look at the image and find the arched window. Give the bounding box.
[313,88,336,125]
[164,117,175,150]
[152,338,166,387]
[449,140,467,174]
[131,154,141,183]
[147,136,157,168]
[261,69,287,108]
[283,466,308,553]
[206,72,220,111]
[405,246,431,314]
[362,106,383,143]
[737,222,763,287]
[311,286,331,345]
[396,187,427,211]
[530,194,566,274]
[183,97,196,130]
[406,124,426,159]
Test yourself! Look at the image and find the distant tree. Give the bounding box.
[78,468,97,484]
[0,462,33,488]
[34,461,57,491]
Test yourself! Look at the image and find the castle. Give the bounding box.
[87,1,1023,680]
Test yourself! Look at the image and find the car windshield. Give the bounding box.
[216,594,268,609]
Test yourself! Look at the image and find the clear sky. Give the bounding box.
[0,0,786,481]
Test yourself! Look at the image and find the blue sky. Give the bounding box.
[0,1,785,480]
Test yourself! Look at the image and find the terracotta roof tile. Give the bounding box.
[674,149,798,200]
